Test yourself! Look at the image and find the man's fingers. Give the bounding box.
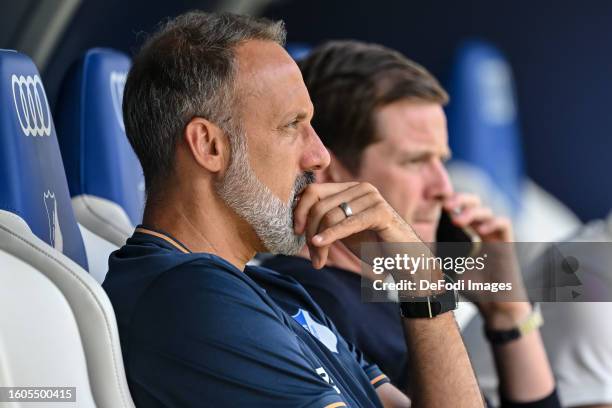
[311,204,380,247]
[475,217,512,239]
[306,242,330,269]
[315,245,330,269]
[293,182,360,234]
[451,206,494,227]
[297,182,386,270]
[444,193,481,212]
[304,184,377,241]
[445,192,514,242]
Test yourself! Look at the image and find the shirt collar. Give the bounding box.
[134,225,192,254]
[131,225,248,274]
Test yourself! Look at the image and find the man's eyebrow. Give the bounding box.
[295,110,310,120]
[397,148,431,158]
[281,105,313,123]
[397,148,453,161]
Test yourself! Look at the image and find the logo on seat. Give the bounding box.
[110,71,127,131]
[11,74,52,136]
[43,190,63,252]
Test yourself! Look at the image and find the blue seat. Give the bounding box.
[0,49,88,269]
[446,40,525,215]
[445,40,579,242]
[56,48,144,247]
[286,42,312,61]
[0,48,134,408]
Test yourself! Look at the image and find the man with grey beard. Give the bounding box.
[103,11,484,407]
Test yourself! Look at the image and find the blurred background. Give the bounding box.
[2,0,611,224]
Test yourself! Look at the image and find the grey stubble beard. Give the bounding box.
[215,125,315,255]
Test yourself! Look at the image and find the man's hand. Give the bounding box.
[294,183,485,408]
[293,182,422,269]
[444,193,531,323]
[443,193,513,243]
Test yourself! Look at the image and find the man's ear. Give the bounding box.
[319,150,353,183]
[183,117,227,173]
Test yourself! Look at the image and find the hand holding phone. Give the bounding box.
[436,209,481,258]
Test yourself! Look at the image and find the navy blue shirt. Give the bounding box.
[103,227,388,407]
[262,255,562,408]
[261,255,409,388]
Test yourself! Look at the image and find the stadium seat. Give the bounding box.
[0,241,97,407]
[445,40,581,243]
[56,48,144,249]
[286,42,312,61]
[0,49,134,408]
[446,40,524,214]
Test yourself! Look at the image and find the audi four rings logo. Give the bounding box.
[11,74,52,137]
[110,71,127,131]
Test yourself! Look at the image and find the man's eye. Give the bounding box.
[286,119,299,129]
[401,158,424,166]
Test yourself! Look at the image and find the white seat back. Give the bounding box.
[0,250,97,408]
[0,213,134,408]
[0,49,134,408]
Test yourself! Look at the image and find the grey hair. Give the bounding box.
[122,11,286,199]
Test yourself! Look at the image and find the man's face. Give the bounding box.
[216,40,329,254]
[357,100,453,242]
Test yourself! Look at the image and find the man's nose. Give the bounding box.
[426,159,454,201]
[300,125,331,172]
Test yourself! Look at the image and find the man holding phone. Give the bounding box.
[262,40,560,406]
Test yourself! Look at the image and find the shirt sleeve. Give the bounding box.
[343,334,390,389]
[126,262,350,408]
[287,269,391,391]
[314,299,390,390]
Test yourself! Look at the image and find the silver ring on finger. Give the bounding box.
[339,202,353,218]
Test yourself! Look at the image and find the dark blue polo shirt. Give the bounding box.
[102,226,388,407]
[261,256,562,408]
[261,255,410,389]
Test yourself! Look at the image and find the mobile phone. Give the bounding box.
[436,210,481,258]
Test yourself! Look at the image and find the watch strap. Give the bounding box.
[399,276,458,319]
[485,303,543,345]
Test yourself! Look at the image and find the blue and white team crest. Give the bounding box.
[292,309,338,353]
[43,190,63,252]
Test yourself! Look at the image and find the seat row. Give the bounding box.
[0,48,138,407]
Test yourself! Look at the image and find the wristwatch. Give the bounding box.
[399,275,458,319]
[484,303,543,345]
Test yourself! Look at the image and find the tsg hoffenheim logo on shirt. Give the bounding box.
[43,190,63,251]
[292,309,338,353]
